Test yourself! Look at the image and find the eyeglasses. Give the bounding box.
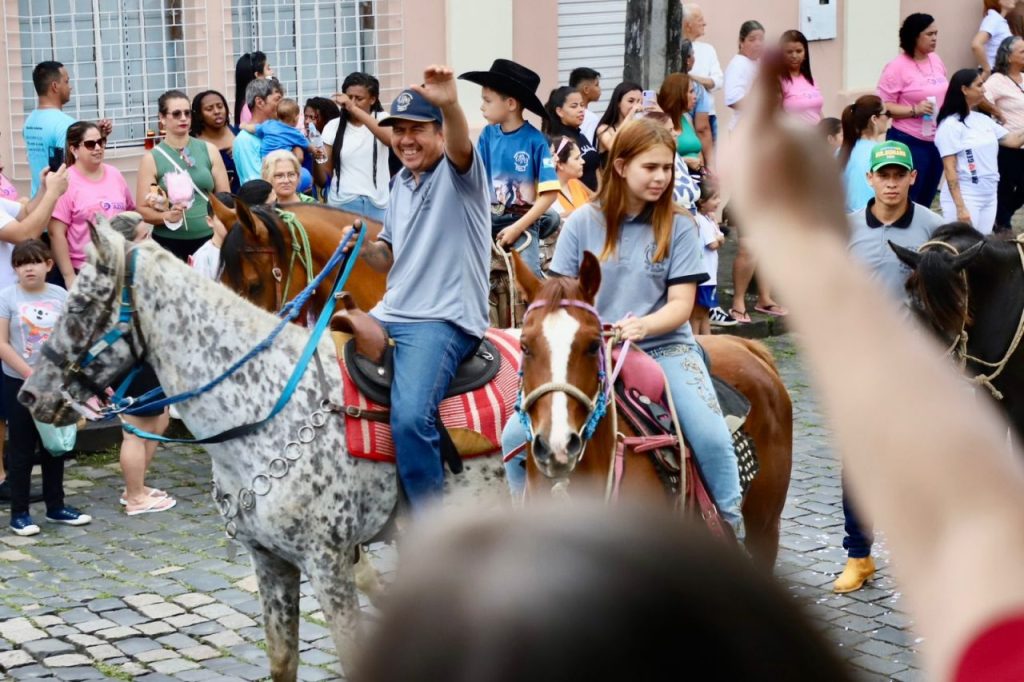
[165,109,192,119]
[272,171,298,181]
[80,138,107,150]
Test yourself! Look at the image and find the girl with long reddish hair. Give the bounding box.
[501,118,743,534]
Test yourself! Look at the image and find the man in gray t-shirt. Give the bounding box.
[837,140,944,595]
[342,67,490,513]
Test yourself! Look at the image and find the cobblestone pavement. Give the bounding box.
[0,334,923,681]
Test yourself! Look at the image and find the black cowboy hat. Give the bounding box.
[459,59,547,119]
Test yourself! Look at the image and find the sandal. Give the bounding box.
[125,496,177,516]
[754,304,789,317]
[119,488,168,506]
[728,308,752,324]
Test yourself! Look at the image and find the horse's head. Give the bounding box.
[512,250,605,480]
[220,196,288,312]
[889,223,986,345]
[21,217,144,425]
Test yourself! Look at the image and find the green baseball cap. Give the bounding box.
[869,141,914,172]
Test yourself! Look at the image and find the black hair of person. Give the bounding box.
[32,61,64,96]
[569,67,601,88]
[190,90,232,137]
[157,90,190,115]
[779,29,814,84]
[937,68,981,125]
[234,51,268,123]
[63,120,101,166]
[738,20,765,45]
[838,96,884,168]
[330,72,385,194]
[597,81,643,132]
[12,239,52,267]
[543,86,580,137]
[304,97,341,131]
[899,13,935,56]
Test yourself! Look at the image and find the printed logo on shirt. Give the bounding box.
[18,300,61,361]
[643,242,668,274]
[542,157,555,170]
[513,151,530,172]
[98,200,129,212]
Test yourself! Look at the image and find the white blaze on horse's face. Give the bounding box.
[542,310,580,464]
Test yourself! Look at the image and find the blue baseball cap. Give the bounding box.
[379,89,443,127]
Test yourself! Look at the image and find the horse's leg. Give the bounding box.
[249,545,302,681]
[353,545,386,607]
[306,549,362,675]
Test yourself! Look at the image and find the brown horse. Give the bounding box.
[214,196,385,316]
[512,251,793,567]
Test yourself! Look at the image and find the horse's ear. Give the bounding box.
[234,198,268,240]
[210,193,237,229]
[952,241,985,272]
[579,251,602,303]
[889,241,921,270]
[510,249,543,303]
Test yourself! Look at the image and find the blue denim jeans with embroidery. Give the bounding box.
[649,342,743,533]
[502,341,743,535]
[376,319,479,514]
[336,196,387,224]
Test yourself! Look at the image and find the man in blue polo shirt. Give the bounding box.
[836,140,944,595]
[345,65,490,513]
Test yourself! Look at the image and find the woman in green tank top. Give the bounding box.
[657,73,706,175]
[135,90,230,261]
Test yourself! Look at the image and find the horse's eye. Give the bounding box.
[586,340,601,355]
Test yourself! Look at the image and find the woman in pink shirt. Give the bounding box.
[985,35,1024,233]
[877,13,948,207]
[48,121,135,289]
[779,30,823,125]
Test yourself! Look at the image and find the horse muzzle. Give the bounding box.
[18,387,77,427]
[531,431,585,479]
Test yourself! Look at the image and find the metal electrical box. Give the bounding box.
[800,0,837,41]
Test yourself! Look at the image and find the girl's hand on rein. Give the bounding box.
[613,317,647,342]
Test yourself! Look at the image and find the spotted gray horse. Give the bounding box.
[20,218,509,680]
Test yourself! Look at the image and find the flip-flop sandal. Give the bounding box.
[729,308,752,324]
[754,304,789,317]
[119,488,169,506]
[126,496,177,516]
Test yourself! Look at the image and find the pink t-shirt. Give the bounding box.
[51,164,135,268]
[0,174,17,202]
[877,52,949,141]
[781,74,823,124]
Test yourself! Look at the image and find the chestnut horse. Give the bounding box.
[214,197,385,316]
[512,251,793,567]
[218,205,792,566]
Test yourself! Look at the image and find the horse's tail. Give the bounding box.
[736,338,781,378]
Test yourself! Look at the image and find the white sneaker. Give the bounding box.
[709,307,739,327]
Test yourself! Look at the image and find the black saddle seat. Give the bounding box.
[344,337,502,407]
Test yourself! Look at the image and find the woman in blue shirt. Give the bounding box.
[839,95,891,213]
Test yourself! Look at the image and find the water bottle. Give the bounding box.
[307,122,327,164]
[920,96,937,137]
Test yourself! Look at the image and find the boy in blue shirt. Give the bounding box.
[460,60,560,276]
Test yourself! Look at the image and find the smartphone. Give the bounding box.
[47,146,63,173]
[641,90,657,109]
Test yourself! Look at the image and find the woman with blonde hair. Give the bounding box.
[262,150,314,205]
[501,118,742,535]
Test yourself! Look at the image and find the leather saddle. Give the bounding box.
[330,292,502,406]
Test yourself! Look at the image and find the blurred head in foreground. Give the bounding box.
[357,499,851,682]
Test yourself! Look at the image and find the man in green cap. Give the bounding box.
[835,139,945,595]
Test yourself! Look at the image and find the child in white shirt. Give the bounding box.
[690,183,734,333]
[189,200,229,280]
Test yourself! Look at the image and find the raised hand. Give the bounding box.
[721,50,847,240]
[410,65,459,110]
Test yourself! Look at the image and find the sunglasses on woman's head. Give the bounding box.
[80,138,107,150]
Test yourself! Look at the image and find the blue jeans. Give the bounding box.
[376,320,479,513]
[503,342,743,533]
[491,209,561,278]
[842,476,873,558]
[888,127,942,208]
[336,196,386,224]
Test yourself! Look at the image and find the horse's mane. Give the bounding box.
[221,205,288,290]
[905,222,985,337]
[533,276,589,316]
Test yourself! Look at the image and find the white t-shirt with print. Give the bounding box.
[981,9,1012,69]
[935,111,1007,196]
[322,113,391,210]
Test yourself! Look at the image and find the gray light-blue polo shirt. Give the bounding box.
[549,204,708,351]
[847,200,944,304]
[371,150,491,338]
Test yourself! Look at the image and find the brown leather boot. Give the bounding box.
[832,557,876,593]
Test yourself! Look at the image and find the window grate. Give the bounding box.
[228,0,405,114]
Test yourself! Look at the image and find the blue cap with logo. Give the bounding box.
[379,89,443,127]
